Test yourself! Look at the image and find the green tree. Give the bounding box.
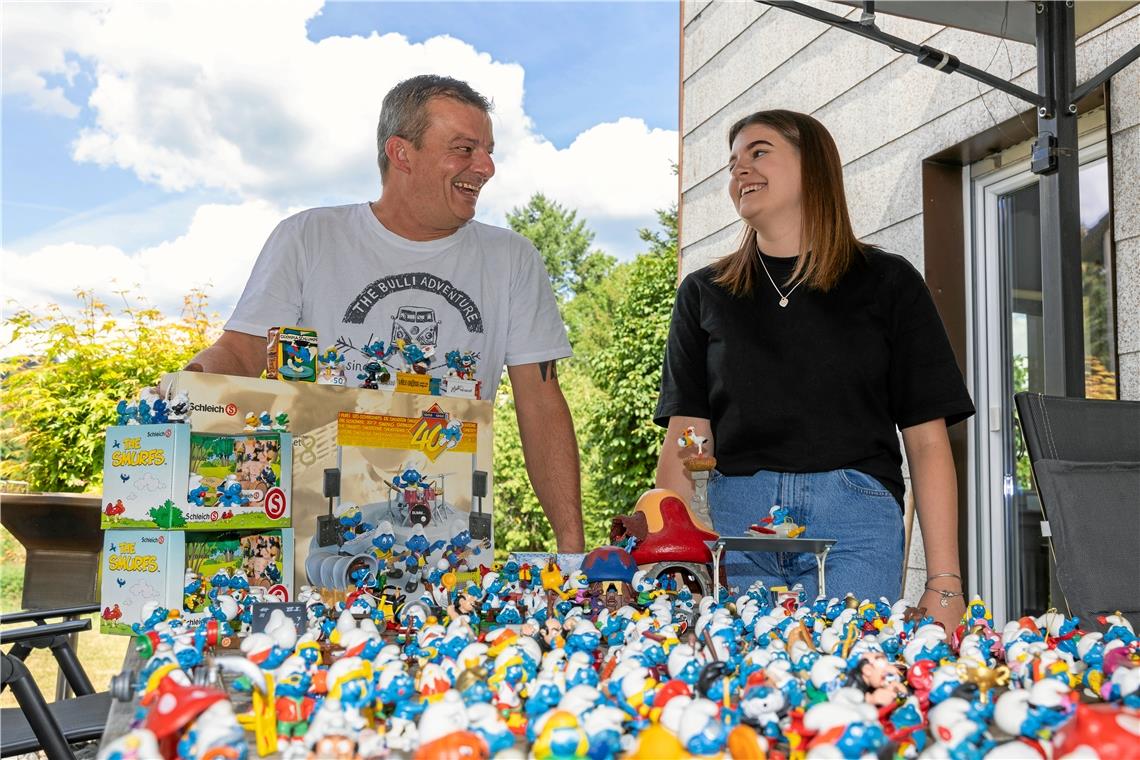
[506,193,615,301]
[493,194,678,554]
[1,289,218,492]
[583,205,678,514]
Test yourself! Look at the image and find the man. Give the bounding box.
[185,75,584,552]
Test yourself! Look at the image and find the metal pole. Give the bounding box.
[1033,1,1085,398]
[756,0,1044,106]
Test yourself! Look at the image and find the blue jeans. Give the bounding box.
[708,468,904,602]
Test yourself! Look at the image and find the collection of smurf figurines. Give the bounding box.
[100,483,1140,760]
[116,388,192,426]
[313,338,482,397]
[242,410,290,433]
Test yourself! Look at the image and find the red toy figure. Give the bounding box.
[610,489,719,596]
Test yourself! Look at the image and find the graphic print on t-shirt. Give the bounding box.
[336,272,487,396]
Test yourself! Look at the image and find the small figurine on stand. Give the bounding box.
[749,504,807,538]
[677,426,716,519]
[317,346,347,385]
[444,349,479,380]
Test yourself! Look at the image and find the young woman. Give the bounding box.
[654,110,974,630]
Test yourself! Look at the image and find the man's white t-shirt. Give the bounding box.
[226,203,571,397]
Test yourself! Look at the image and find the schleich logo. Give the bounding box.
[189,402,238,416]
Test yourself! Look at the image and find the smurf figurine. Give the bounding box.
[216,476,249,508]
[356,340,393,389]
[750,504,807,538]
[677,426,716,515]
[187,475,208,507]
[444,349,479,380]
[395,338,434,374]
[316,346,346,385]
[115,399,138,426]
[677,425,709,456]
[282,342,312,376]
[166,391,192,424]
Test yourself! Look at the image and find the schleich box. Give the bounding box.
[99,528,295,636]
[102,424,292,530]
[162,371,494,589]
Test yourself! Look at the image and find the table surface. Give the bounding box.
[706,536,837,553]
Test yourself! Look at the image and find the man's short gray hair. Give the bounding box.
[376,75,493,181]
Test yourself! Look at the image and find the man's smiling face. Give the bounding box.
[403,96,496,234]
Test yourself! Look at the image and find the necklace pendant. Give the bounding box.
[940,596,950,608]
[778,297,789,308]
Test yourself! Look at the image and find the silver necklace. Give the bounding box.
[757,251,802,307]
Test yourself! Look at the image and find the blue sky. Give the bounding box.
[2,1,679,321]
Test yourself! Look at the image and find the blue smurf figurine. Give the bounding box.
[151,397,170,424]
[116,399,138,426]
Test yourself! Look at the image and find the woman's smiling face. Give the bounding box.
[727,122,802,227]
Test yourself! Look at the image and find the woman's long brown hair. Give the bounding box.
[712,110,864,296]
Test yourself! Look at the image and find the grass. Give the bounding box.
[1,524,129,710]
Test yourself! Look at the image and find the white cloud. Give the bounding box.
[0,2,100,117]
[483,117,678,221]
[3,200,287,317]
[2,1,677,326]
[5,1,676,214]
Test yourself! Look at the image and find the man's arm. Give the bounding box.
[185,330,268,377]
[508,359,584,553]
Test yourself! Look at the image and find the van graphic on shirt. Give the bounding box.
[390,306,439,351]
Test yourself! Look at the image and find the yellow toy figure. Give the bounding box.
[532,710,589,760]
[626,724,689,759]
[539,557,564,592]
[233,670,277,756]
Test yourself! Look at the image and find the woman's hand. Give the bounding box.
[920,589,966,633]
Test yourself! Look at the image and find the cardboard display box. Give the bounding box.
[98,527,294,635]
[161,372,493,589]
[102,425,292,530]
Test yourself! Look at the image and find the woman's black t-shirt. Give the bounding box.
[654,248,975,507]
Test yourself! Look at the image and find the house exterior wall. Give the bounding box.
[680,0,1140,599]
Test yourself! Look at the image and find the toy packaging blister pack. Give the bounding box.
[270,326,319,382]
[98,528,296,635]
[102,424,292,529]
[303,407,488,591]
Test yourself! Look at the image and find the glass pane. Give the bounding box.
[998,182,1048,618]
[996,154,1117,619]
[1080,159,1116,400]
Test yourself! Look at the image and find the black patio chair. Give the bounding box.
[1014,392,1140,632]
[1,605,112,759]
